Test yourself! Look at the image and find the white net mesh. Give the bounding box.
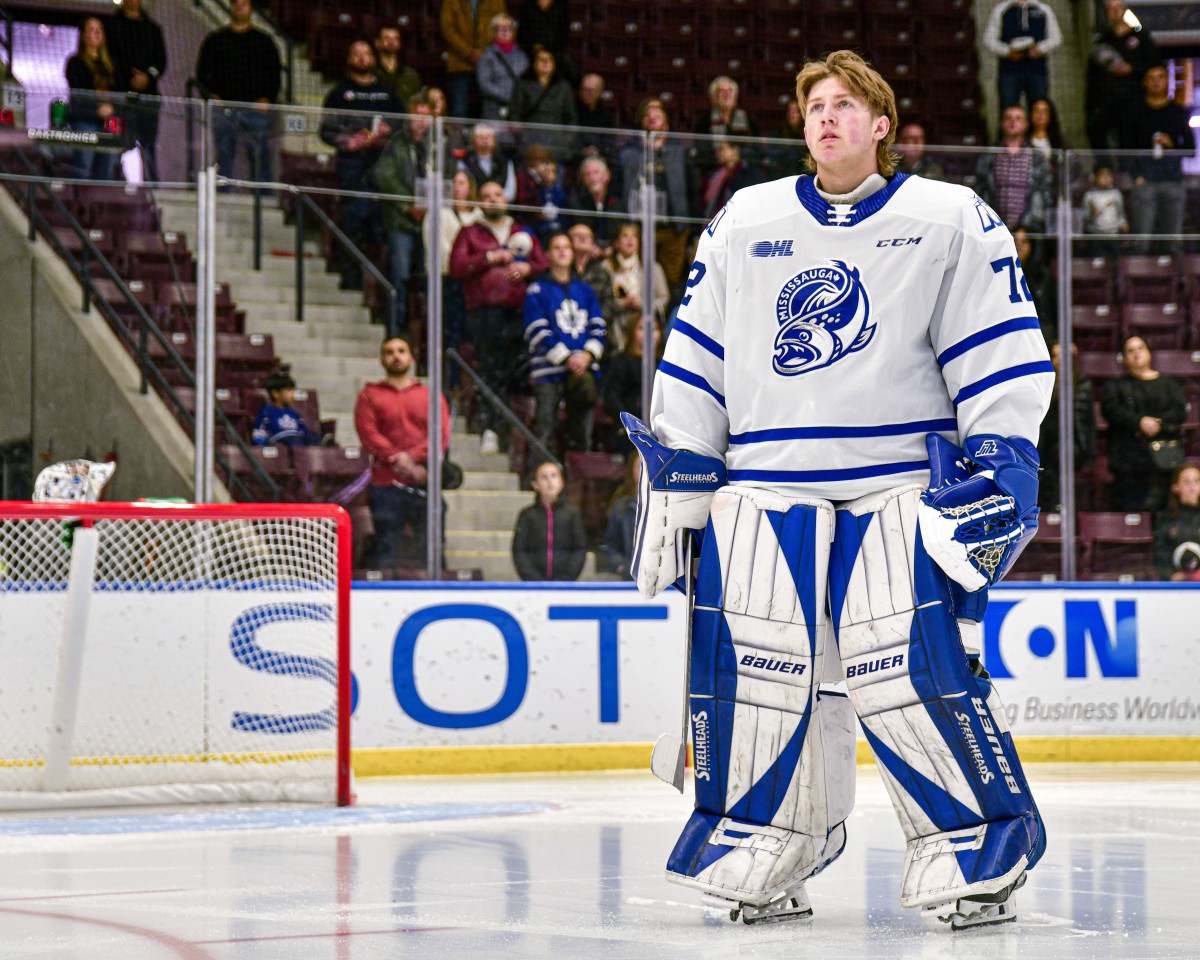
[0,507,346,807]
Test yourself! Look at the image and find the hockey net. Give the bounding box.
[0,502,352,808]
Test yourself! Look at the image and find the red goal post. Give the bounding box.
[0,501,352,808]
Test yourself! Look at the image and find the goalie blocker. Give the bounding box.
[626,417,1044,925]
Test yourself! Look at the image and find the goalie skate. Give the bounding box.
[924,873,1026,931]
[705,884,814,925]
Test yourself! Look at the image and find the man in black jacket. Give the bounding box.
[107,0,166,179]
[195,0,281,183]
[319,40,402,290]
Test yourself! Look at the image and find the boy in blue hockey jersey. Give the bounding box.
[523,232,606,452]
[251,372,324,446]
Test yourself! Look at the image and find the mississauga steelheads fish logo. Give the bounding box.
[773,260,876,376]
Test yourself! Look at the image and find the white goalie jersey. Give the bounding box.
[651,173,1054,501]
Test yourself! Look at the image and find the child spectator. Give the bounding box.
[524,231,606,453]
[1082,165,1128,257]
[602,454,639,576]
[515,144,568,245]
[252,372,324,446]
[512,460,587,580]
[1154,464,1200,580]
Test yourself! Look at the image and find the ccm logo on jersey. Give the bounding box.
[748,239,795,258]
[875,236,922,247]
[845,653,904,678]
[739,654,807,675]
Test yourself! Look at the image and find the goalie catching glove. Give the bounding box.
[918,433,1040,592]
[622,412,726,597]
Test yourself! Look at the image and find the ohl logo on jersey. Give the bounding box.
[773,259,876,377]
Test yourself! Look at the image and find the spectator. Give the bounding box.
[517,0,574,82]
[373,92,432,336]
[982,0,1062,109]
[511,459,587,581]
[105,0,166,180]
[426,85,448,120]
[1153,464,1200,580]
[459,122,518,201]
[515,143,568,244]
[450,179,548,453]
[575,72,615,159]
[65,16,120,181]
[567,156,623,251]
[476,13,527,123]
[602,307,661,437]
[196,0,281,183]
[251,371,324,446]
[1087,0,1160,160]
[602,454,639,576]
[1027,96,1066,161]
[765,98,809,178]
[1013,226,1056,341]
[1081,164,1128,257]
[439,0,507,120]
[1101,335,1187,513]
[319,40,401,291]
[1037,342,1096,510]
[567,222,619,329]
[1128,63,1194,254]
[618,97,698,294]
[509,46,577,160]
[604,221,668,351]
[355,334,452,569]
[700,140,763,220]
[373,25,421,109]
[424,169,482,359]
[524,231,605,452]
[694,75,757,172]
[893,121,946,181]
[975,103,1053,233]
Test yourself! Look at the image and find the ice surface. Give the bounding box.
[0,763,1196,959]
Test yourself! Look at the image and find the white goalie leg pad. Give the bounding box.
[666,487,856,906]
[829,485,1043,910]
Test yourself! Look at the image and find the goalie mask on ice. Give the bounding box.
[918,434,1040,592]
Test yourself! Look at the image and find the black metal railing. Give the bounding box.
[9,161,279,500]
[446,347,561,473]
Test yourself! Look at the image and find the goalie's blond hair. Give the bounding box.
[795,50,899,177]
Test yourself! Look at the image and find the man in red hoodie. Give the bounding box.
[354,334,451,570]
[449,179,548,453]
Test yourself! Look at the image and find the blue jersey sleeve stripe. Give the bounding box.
[671,319,725,360]
[729,418,957,444]
[728,459,929,483]
[937,316,1042,367]
[659,360,726,408]
[954,361,1055,407]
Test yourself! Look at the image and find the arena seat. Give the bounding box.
[1078,511,1154,577]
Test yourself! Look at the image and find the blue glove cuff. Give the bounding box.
[622,412,727,492]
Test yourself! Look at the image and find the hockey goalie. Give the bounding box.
[626,50,1052,929]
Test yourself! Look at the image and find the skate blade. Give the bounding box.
[729,895,813,925]
[738,904,813,925]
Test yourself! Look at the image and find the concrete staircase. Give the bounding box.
[153,191,527,579]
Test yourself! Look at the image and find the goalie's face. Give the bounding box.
[803,77,888,187]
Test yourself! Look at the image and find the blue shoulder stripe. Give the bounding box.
[937,316,1041,367]
[729,459,928,483]
[659,360,726,408]
[954,360,1055,407]
[671,319,725,360]
[729,418,956,444]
